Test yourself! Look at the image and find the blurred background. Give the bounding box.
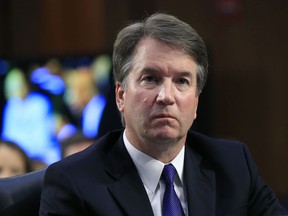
[0,0,287,203]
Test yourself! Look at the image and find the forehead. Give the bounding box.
[0,145,25,164]
[132,37,196,74]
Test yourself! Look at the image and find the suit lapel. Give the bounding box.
[184,139,216,216]
[105,136,154,216]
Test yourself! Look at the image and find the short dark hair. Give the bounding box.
[113,12,208,94]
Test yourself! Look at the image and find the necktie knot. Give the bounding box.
[162,164,177,185]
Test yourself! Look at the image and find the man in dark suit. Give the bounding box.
[40,13,288,216]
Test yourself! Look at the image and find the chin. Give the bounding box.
[150,129,180,141]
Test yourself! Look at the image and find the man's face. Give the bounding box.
[116,37,199,148]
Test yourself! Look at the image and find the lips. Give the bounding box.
[153,113,176,120]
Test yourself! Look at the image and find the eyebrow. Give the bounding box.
[141,66,159,74]
[177,71,194,78]
[142,67,195,78]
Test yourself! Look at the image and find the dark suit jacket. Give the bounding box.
[40,130,288,216]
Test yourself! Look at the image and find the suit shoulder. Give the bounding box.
[187,130,250,164]
[48,130,123,173]
[188,130,245,149]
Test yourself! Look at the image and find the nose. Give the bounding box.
[156,81,175,105]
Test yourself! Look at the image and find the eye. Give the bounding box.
[142,75,158,83]
[11,168,21,174]
[176,77,190,85]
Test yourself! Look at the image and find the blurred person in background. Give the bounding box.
[63,66,106,139]
[60,131,94,158]
[0,138,32,178]
[1,67,61,165]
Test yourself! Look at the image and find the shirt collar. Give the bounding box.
[123,130,185,193]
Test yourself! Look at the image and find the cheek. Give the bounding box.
[180,95,199,116]
[125,91,152,114]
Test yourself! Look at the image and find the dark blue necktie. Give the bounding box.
[162,164,184,216]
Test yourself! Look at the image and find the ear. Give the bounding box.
[115,82,125,112]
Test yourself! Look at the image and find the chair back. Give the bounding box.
[0,168,46,216]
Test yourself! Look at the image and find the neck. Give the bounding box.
[126,131,186,163]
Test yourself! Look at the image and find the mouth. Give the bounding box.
[153,114,176,120]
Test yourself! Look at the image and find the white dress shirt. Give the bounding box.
[123,130,188,216]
